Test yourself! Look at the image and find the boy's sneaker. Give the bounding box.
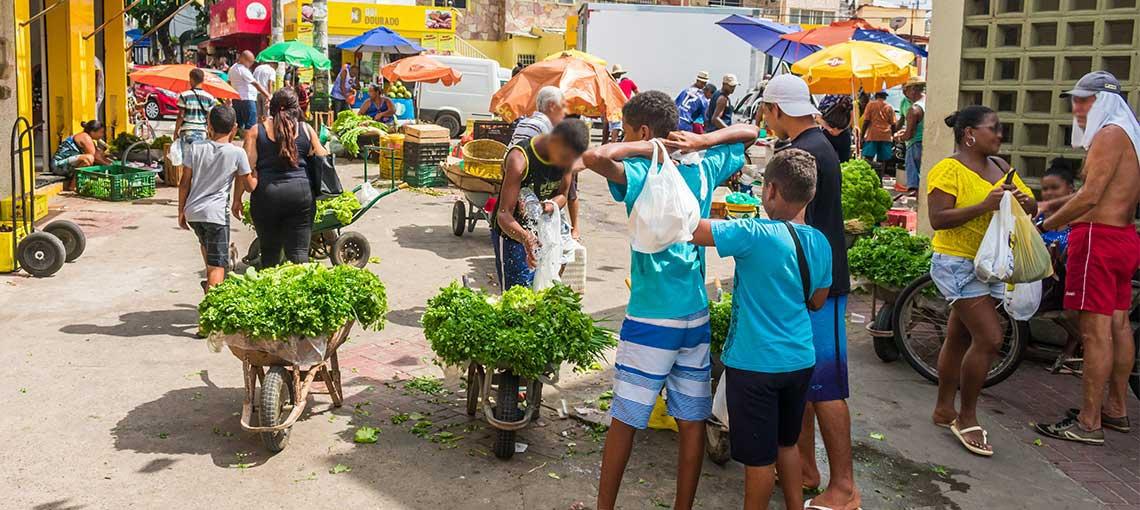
[1035,417,1105,445]
[1065,408,1131,433]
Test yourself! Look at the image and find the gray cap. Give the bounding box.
[1060,71,1123,98]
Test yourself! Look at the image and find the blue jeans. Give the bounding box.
[491,228,534,290]
[905,141,922,190]
[233,100,257,130]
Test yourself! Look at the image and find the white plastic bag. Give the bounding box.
[628,139,701,254]
[711,374,730,428]
[355,181,381,204]
[167,138,183,166]
[974,191,1015,283]
[1004,281,1041,320]
[532,204,564,290]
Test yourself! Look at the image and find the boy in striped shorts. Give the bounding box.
[581,91,759,510]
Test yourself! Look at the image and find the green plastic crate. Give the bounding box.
[403,163,445,187]
[76,164,157,201]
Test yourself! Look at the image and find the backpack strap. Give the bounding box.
[782,221,812,304]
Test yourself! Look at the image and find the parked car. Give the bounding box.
[133,83,179,121]
[419,55,504,138]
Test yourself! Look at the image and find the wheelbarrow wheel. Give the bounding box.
[871,305,900,362]
[493,370,521,460]
[17,231,66,277]
[331,231,370,268]
[465,362,480,416]
[259,366,294,453]
[452,201,466,237]
[43,220,86,262]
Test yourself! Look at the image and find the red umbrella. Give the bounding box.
[129,64,240,100]
[780,18,890,47]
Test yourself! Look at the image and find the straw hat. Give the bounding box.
[696,71,710,83]
[903,77,926,89]
[610,64,627,77]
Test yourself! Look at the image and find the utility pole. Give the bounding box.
[271,0,284,89]
[311,0,330,118]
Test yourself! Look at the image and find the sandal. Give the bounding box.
[804,499,862,510]
[951,421,994,456]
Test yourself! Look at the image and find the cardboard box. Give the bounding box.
[403,124,450,143]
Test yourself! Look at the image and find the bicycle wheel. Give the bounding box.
[893,274,1028,388]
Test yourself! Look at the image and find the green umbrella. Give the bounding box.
[257,41,332,70]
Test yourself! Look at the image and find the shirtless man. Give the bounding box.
[1036,71,1140,445]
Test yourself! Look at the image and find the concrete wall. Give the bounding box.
[0,0,17,198]
[917,0,964,234]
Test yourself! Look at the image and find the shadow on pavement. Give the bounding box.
[60,304,200,339]
[387,306,427,328]
[391,224,492,261]
[32,500,85,510]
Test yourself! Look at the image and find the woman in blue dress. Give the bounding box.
[357,84,395,125]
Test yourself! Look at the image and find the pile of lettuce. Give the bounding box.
[422,283,615,379]
[847,226,932,289]
[242,191,361,228]
[199,263,387,340]
[709,293,733,356]
[840,159,892,233]
[332,111,389,156]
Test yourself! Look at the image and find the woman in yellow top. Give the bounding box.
[926,106,1037,458]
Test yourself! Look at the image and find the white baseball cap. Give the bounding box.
[761,74,819,117]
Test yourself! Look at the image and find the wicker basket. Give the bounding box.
[461,139,507,181]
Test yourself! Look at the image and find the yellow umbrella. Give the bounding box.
[790,41,915,94]
[543,49,607,67]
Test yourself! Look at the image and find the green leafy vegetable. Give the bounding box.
[332,111,389,156]
[329,463,351,474]
[840,159,892,232]
[353,426,381,444]
[109,133,143,157]
[422,283,615,380]
[150,135,173,149]
[198,263,387,340]
[404,376,446,396]
[847,227,932,289]
[241,191,361,228]
[709,293,733,355]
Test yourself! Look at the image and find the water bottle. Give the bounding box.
[520,187,542,222]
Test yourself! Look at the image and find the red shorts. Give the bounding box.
[1064,223,1140,316]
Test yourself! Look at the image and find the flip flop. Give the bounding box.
[804,498,862,510]
[934,418,955,429]
[951,422,994,457]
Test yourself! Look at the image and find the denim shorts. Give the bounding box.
[930,252,1004,302]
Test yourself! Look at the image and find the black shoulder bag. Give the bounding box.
[304,124,344,199]
[782,221,812,305]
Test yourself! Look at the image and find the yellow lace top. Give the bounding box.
[926,158,1033,259]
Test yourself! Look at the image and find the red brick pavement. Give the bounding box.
[849,294,1140,509]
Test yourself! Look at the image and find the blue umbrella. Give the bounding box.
[715,15,819,61]
[852,29,928,58]
[338,26,424,54]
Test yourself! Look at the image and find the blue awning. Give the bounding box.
[715,15,819,60]
[338,26,423,55]
[852,29,928,58]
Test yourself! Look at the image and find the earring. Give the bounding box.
[965,136,976,148]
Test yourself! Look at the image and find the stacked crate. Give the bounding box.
[402,124,451,187]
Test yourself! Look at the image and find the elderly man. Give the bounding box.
[229,51,271,130]
[1036,71,1140,446]
[510,87,581,238]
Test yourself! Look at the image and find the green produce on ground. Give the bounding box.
[241,191,361,228]
[847,226,932,289]
[709,293,732,356]
[840,159,892,233]
[198,263,387,341]
[422,283,615,379]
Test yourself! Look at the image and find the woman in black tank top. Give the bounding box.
[234,88,330,267]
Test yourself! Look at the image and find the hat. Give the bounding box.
[1061,71,1122,98]
[723,74,739,87]
[696,71,710,83]
[761,74,820,117]
[903,77,926,89]
[610,64,626,77]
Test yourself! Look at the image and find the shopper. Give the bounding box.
[894,78,926,192]
[233,88,329,267]
[358,84,396,124]
[675,71,710,132]
[1036,71,1140,445]
[179,105,255,290]
[926,106,1036,456]
[229,51,270,130]
[689,148,832,510]
[818,94,855,163]
[51,120,112,177]
[581,90,758,510]
[611,64,638,99]
[706,74,738,132]
[861,91,897,173]
[508,86,580,239]
[253,61,278,121]
[758,74,858,510]
[173,68,218,176]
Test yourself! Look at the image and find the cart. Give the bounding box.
[226,321,354,452]
[463,360,554,460]
[447,139,507,237]
[243,151,399,269]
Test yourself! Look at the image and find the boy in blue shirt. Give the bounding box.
[690,147,832,510]
[581,90,758,510]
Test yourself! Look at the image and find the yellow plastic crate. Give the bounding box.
[0,193,48,222]
[0,225,29,273]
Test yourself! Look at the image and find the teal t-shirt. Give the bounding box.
[711,219,833,373]
[608,143,746,319]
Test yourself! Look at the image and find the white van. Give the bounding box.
[420,55,504,138]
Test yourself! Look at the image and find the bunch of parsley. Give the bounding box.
[709,293,733,355]
[198,263,387,340]
[840,159,892,232]
[847,226,932,289]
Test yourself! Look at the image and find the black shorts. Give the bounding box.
[190,221,230,268]
[725,365,814,467]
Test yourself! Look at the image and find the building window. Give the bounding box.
[517,54,536,66]
[434,0,465,9]
[788,8,836,25]
[709,0,744,6]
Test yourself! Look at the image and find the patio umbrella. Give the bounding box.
[339,26,424,54]
[851,29,928,58]
[129,64,240,100]
[543,50,607,67]
[791,41,915,94]
[781,18,890,47]
[257,41,332,70]
[381,55,462,86]
[715,15,819,61]
[490,57,627,122]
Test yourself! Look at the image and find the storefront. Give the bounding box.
[283,1,459,63]
[207,0,272,59]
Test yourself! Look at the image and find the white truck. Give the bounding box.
[576,3,768,102]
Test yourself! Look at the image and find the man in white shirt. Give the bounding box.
[228,51,270,130]
[253,61,277,122]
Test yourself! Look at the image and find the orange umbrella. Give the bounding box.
[780,18,890,47]
[490,56,627,122]
[129,64,240,100]
[381,55,462,86]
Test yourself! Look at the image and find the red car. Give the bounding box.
[133,83,179,121]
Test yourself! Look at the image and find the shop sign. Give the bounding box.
[284,0,457,39]
[210,0,272,39]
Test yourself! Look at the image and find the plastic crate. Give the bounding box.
[76,164,157,201]
[473,121,513,145]
[403,141,451,166]
[403,163,446,187]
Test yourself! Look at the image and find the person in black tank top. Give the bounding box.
[492,119,590,290]
[233,88,330,267]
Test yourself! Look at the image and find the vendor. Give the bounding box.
[51,120,112,177]
[358,84,395,124]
